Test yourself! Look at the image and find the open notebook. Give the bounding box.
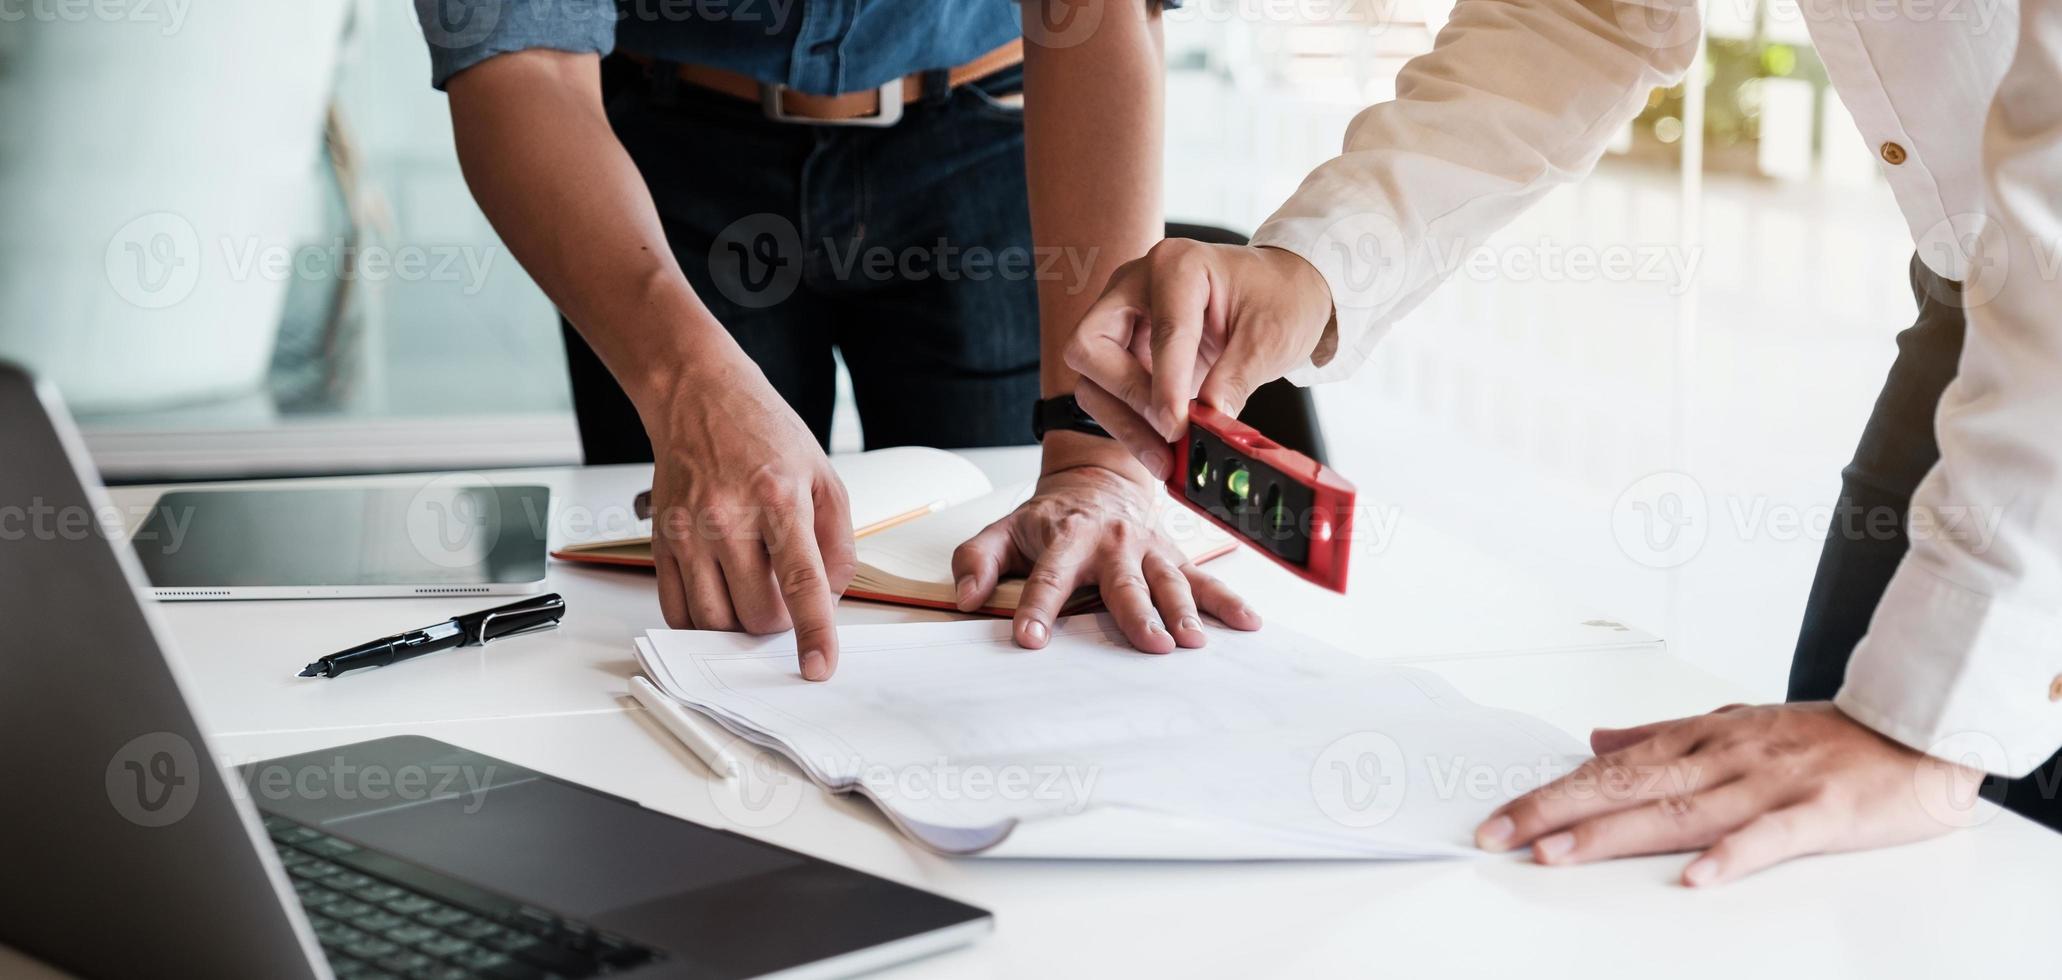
[634,618,1587,860]
[555,447,1237,616]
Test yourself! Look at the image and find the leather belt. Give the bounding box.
[626,39,1023,127]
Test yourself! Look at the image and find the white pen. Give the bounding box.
[629,675,740,779]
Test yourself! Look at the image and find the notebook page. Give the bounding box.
[855,482,1033,584]
[834,447,993,529]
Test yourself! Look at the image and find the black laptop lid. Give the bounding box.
[0,363,325,980]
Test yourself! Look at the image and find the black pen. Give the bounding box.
[298,593,566,678]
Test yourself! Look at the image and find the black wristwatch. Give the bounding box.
[1030,395,1111,442]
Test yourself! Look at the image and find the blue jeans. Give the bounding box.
[1788,254,2061,832]
[565,60,1042,458]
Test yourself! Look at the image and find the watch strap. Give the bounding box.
[1030,395,1111,442]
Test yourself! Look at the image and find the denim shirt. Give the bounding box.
[413,0,1040,94]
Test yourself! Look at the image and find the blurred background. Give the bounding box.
[0,0,1916,700]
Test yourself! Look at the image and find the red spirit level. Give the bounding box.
[1166,401,1357,593]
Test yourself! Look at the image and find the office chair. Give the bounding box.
[563,223,1329,466]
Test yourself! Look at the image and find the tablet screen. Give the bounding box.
[133,485,550,592]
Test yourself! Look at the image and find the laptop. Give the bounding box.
[0,362,992,980]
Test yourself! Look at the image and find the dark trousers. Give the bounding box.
[1788,254,2061,832]
[564,62,1043,464]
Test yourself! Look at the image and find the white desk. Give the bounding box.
[32,450,2059,979]
[102,450,1659,738]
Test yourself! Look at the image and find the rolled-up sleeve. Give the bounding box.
[1833,0,2062,779]
[413,0,619,90]
[1247,0,1699,385]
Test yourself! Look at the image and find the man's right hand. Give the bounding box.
[1062,240,1335,479]
[642,351,856,681]
[442,51,854,677]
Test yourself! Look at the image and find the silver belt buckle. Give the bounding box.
[760,77,905,127]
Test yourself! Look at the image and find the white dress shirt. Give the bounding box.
[1250,0,2062,776]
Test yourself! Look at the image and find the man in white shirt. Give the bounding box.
[1061,0,2062,882]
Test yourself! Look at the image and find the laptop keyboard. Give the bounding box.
[263,815,664,979]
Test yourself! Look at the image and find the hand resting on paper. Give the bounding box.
[950,462,1261,654]
[1474,702,1987,886]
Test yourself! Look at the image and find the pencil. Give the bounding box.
[629,675,740,779]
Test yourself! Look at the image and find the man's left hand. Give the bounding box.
[951,461,1261,653]
[1474,702,1987,886]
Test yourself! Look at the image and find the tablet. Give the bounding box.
[133,484,551,600]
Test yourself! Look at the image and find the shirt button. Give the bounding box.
[1881,142,1908,165]
[2050,674,2062,702]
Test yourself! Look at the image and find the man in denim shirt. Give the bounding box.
[411,0,1260,680]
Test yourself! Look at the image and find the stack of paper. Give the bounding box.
[635,618,1586,860]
